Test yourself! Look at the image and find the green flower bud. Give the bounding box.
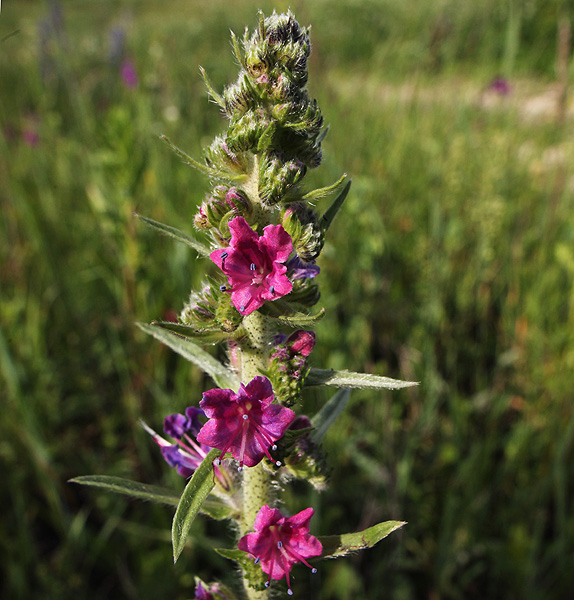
[195,186,251,232]
[259,152,306,205]
[281,203,324,261]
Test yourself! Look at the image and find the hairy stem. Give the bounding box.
[239,310,273,599]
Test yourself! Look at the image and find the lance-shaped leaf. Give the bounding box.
[172,448,220,562]
[161,134,223,178]
[136,322,240,390]
[151,320,231,344]
[276,308,325,328]
[311,388,351,442]
[69,475,180,506]
[319,520,406,559]
[306,368,418,390]
[135,214,211,257]
[303,173,348,202]
[70,475,236,521]
[199,66,226,109]
[319,179,351,234]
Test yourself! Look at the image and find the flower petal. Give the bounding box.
[261,223,293,263]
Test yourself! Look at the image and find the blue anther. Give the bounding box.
[271,444,277,451]
[270,286,275,294]
[250,262,256,271]
[240,305,245,312]
[242,414,249,420]
[311,568,317,574]
[265,582,270,588]
[287,591,293,596]
[221,251,228,259]
[277,541,283,549]
[254,558,261,565]
[220,285,227,291]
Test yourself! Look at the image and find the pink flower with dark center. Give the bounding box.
[238,504,322,595]
[210,217,293,316]
[196,376,295,469]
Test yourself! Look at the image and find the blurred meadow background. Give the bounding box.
[2,0,574,598]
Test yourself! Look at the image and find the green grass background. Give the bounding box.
[2,0,574,598]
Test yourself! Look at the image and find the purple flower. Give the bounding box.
[286,255,320,280]
[489,76,511,96]
[194,581,234,600]
[210,217,293,316]
[238,504,322,594]
[121,59,138,88]
[142,407,229,486]
[196,376,295,469]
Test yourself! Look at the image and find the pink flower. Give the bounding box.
[121,59,138,88]
[196,376,295,469]
[210,217,293,316]
[238,504,322,595]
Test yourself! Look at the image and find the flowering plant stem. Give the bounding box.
[73,11,414,599]
[240,312,272,598]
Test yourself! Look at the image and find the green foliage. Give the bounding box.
[319,520,406,559]
[172,449,219,562]
[2,1,574,599]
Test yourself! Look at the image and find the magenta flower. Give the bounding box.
[238,504,322,594]
[196,376,295,469]
[120,59,138,88]
[210,217,293,316]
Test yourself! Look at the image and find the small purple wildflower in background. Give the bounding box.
[196,376,295,469]
[238,504,322,595]
[120,59,138,88]
[210,217,293,315]
[489,76,511,96]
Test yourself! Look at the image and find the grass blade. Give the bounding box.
[311,388,351,442]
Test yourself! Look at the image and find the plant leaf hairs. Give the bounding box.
[72,10,415,599]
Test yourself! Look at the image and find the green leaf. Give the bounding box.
[319,179,352,233]
[303,173,348,202]
[200,497,238,521]
[306,368,418,390]
[311,388,351,442]
[161,134,222,178]
[135,214,210,257]
[151,320,230,343]
[199,66,226,109]
[319,520,406,559]
[136,322,240,390]
[69,475,179,506]
[230,30,247,70]
[172,448,220,562]
[257,122,276,152]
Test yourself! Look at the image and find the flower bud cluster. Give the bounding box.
[195,185,251,239]
[281,202,324,262]
[281,416,328,491]
[180,282,243,333]
[220,10,323,206]
[267,330,315,406]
